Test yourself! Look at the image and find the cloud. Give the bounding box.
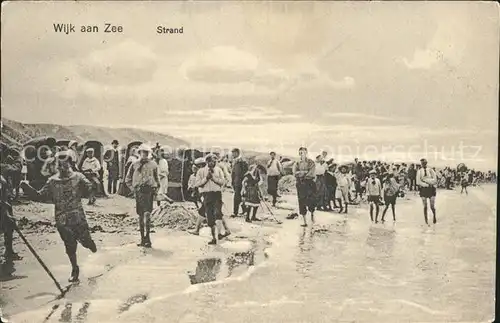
[330,76,356,89]
[252,68,291,89]
[181,46,259,83]
[323,112,404,123]
[402,11,469,70]
[78,40,158,85]
[149,107,301,123]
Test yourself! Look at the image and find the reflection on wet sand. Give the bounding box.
[365,225,396,257]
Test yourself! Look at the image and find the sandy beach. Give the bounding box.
[1,184,496,323]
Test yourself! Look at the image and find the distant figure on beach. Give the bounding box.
[266,151,283,207]
[106,140,120,195]
[67,141,79,171]
[335,165,351,214]
[81,148,101,204]
[157,148,170,206]
[242,165,262,223]
[314,154,328,211]
[366,170,382,223]
[293,147,316,227]
[230,148,249,218]
[460,173,469,195]
[416,158,437,225]
[381,173,399,222]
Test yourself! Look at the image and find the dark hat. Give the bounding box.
[298,147,307,152]
[420,158,427,162]
[112,140,119,145]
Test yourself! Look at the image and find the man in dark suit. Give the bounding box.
[105,140,121,194]
[230,148,248,217]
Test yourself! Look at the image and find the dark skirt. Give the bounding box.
[315,175,327,206]
[244,184,261,207]
[267,175,279,196]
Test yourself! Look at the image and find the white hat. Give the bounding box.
[68,140,78,148]
[86,148,94,153]
[137,143,152,153]
[194,157,206,166]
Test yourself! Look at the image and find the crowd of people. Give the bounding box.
[0,140,497,283]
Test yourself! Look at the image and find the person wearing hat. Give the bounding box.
[195,154,229,244]
[125,144,161,248]
[105,140,121,195]
[416,158,437,225]
[187,158,207,236]
[314,154,328,211]
[21,151,98,282]
[334,164,351,214]
[366,169,382,222]
[67,140,79,169]
[217,154,232,188]
[266,151,283,207]
[81,148,102,204]
[325,162,338,210]
[292,147,317,226]
[230,148,249,217]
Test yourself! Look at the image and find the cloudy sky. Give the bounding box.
[1,1,498,168]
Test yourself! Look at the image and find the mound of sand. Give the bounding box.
[151,204,197,231]
[278,175,296,193]
[12,200,198,235]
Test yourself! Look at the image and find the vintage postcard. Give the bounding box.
[0,1,498,322]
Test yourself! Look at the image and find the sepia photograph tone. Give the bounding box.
[0,1,498,322]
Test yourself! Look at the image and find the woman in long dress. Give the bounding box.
[157,150,169,206]
[241,165,262,223]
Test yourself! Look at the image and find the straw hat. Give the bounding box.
[137,143,152,153]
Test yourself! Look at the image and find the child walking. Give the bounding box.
[460,173,469,195]
[366,170,382,223]
[381,173,399,222]
[241,165,262,223]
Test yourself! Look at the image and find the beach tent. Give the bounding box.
[22,136,57,190]
[56,139,71,149]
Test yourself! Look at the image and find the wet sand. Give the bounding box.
[1,185,496,322]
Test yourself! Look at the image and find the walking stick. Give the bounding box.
[257,189,282,224]
[2,201,65,296]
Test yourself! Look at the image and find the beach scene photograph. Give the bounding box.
[0,1,498,322]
